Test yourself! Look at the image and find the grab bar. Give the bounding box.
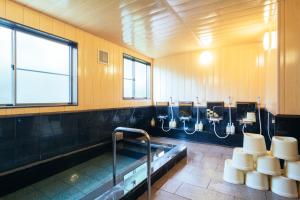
[112,127,151,200]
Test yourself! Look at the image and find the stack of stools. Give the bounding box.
[223,133,300,198]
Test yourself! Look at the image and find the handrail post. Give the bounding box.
[112,127,151,200]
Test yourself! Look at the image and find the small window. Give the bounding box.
[123,54,151,99]
[0,19,77,107]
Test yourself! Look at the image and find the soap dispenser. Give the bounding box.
[198,121,203,131]
[150,118,155,127]
[226,123,231,135]
[169,119,176,128]
[230,123,235,135]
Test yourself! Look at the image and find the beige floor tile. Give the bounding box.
[208,179,267,200]
[138,188,191,200]
[176,183,235,200]
[265,191,297,200]
[153,175,183,193]
[170,169,211,188]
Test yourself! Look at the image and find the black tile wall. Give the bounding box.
[275,115,300,153]
[0,106,153,174]
[0,118,15,172]
[1,104,299,174]
[151,106,273,148]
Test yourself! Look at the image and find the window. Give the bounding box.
[0,19,77,107]
[123,54,151,99]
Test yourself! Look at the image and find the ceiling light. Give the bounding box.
[199,51,213,65]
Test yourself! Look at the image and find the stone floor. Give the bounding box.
[139,137,297,200]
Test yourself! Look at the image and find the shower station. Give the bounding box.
[156,96,264,139]
[179,97,203,135]
[157,97,176,132]
[208,96,235,139]
[238,97,262,136]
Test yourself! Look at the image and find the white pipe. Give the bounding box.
[183,120,197,135]
[257,97,262,135]
[228,96,232,125]
[161,119,171,132]
[196,97,200,124]
[170,97,174,120]
[213,122,230,139]
[242,123,247,134]
[267,111,272,141]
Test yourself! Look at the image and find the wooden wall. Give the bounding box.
[278,0,300,115]
[153,43,268,107]
[0,0,152,116]
[264,47,278,114]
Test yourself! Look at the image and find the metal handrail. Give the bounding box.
[112,127,151,200]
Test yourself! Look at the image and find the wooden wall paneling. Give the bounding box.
[76,29,84,111]
[153,59,160,102]
[153,43,267,106]
[93,35,101,109]
[278,0,285,114]
[64,24,76,41]
[23,7,39,29]
[108,42,115,108]
[39,14,53,33]
[52,19,65,38]
[113,46,121,108]
[284,0,300,114]
[0,0,5,18]
[0,109,6,116]
[5,0,23,23]
[258,46,265,107]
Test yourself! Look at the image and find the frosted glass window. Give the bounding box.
[0,20,77,108]
[0,27,13,105]
[124,58,133,79]
[123,55,150,99]
[16,31,70,75]
[16,70,69,104]
[135,62,147,98]
[124,79,133,98]
[15,30,75,105]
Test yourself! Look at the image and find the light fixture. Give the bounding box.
[263,31,277,50]
[263,32,270,50]
[199,51,213,65]
[271,31,277,49]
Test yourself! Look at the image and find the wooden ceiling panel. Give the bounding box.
[14,0,278,58]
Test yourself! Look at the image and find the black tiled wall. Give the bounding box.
[150,106,275,148]
[1,104,299,174]
[0,106,154,173]
[275,115,300,153]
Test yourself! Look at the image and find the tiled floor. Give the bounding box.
[139,137,298,200]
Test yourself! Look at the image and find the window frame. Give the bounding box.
[0,18,78,108]
[122,53,151,100]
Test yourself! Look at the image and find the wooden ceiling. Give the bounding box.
[15,0,278,58]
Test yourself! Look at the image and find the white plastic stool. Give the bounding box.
[257,155,281,176]
[223,159,244,184]
[285,161,300,181]
[271,136,299,161]
[245,171,269,191]
[232,148,254,171]
[271,176,299,198]
[243,133,267,156]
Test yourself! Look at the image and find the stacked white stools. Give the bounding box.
[270,136,299,198]
[223,133,300,198]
